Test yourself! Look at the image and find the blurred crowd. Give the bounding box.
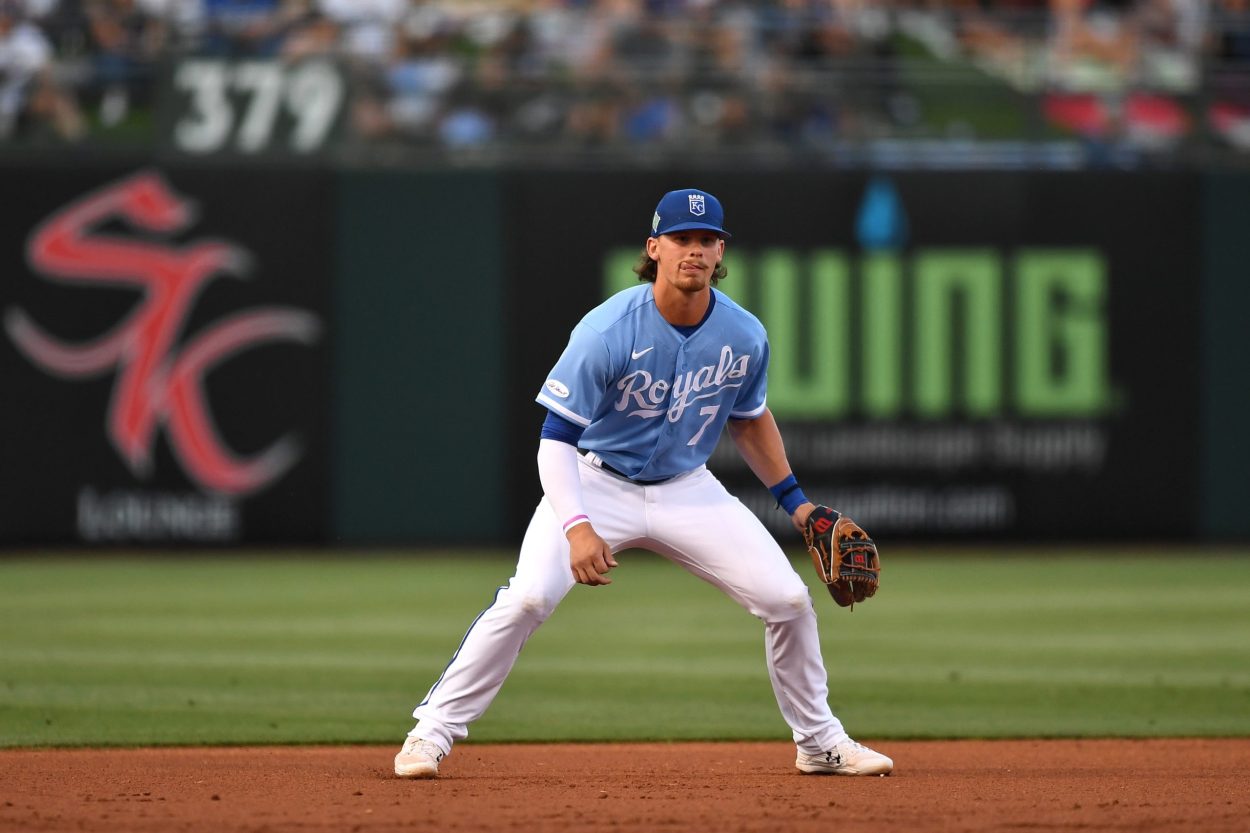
[2,0,1249,161]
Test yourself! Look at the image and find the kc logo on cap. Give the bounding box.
[688,194,706,216]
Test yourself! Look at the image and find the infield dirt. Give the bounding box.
[2,739,1246,832]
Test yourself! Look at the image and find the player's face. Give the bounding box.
[648,231,725,294]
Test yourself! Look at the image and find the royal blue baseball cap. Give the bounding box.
[649,188,731,238]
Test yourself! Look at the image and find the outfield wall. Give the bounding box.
[1,164,1244,546]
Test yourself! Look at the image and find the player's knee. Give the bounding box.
[520,593,557,621]
[498,589,557,624]
[756,582,814,623]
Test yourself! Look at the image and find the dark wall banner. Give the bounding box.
[332,171,505,544]
[1200,173,1250,541]
[503,171,1201,541]
[0,165,333,545]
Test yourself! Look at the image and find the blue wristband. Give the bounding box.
[768,474,809,516]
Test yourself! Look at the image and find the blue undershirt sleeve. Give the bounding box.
[540,410,587,445]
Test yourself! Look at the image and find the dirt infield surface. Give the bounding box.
[2,739,1247,832]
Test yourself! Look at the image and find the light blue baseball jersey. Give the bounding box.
[536,283,769,481]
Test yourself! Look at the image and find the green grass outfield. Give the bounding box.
[1,550,1248,748]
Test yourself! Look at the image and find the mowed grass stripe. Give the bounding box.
[1,551,1248,747]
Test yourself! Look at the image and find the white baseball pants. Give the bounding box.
[411,456,848,755]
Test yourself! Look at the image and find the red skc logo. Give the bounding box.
[4,170,320,496]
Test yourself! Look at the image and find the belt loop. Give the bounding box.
[582,450,603,469]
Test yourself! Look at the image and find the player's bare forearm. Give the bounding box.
[726,409,789,483]
[566,523,618,586]
[727,409,815,531]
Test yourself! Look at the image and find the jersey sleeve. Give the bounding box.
[729,337,769,419]
[535,322,614,427]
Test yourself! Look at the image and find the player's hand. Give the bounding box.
[567,524,618,586]
[790,501,816,534]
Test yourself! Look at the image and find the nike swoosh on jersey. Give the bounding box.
[631,347,654,360]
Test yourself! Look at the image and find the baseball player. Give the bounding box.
[395,188,892,779]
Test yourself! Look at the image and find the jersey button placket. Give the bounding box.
[669,349,681,438]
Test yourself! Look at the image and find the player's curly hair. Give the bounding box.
[633,247,727,285]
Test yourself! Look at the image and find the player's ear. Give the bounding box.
[646,236,660,259]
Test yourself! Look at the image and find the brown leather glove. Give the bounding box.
[803,506,880,609]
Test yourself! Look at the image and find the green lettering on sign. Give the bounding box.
[602,244,1116,421]
[862,252,904,418]
[715,251,749,305]
[914,250,1001,417]
[757,250,849,417]
[1015,249,1110,416]
[604,248,642,297]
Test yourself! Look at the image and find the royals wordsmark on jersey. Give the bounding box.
[536,284,769,481]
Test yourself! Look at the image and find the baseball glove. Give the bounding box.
[803,506,880,609]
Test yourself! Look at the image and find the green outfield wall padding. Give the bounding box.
[333,171,504,542]
[1200,174,1250,539]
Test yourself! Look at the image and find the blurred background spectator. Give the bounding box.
[198,0,308,58]
[1,0,1248,166]
[0,0,83,140]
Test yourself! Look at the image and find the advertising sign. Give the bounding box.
[0,166,333,545]
[503,171,1200,540]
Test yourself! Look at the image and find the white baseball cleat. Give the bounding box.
[394,736,445,779]
[796,739,893,776]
